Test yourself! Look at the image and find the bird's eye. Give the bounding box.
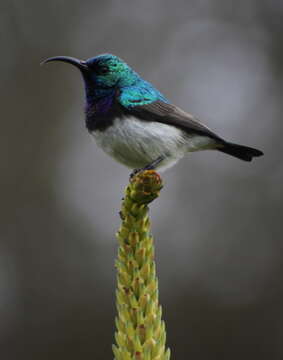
[99,66,109,75]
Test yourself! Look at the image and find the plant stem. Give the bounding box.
[113,170,171,360]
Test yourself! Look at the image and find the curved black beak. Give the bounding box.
[41,56,88,72]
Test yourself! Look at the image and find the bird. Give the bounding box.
[42,54,263,173]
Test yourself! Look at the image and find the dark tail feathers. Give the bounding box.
[219,142,263,162]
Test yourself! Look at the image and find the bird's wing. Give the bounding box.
[119,96,223,142]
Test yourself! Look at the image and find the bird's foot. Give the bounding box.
[130,168,142,179]
[129,156,165,179]
[130,164,158,179]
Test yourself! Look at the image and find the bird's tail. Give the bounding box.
[219,142,263,162]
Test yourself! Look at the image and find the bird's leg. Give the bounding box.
[142,155,165,171]
[130,155,165,178]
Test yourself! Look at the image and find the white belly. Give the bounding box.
[91,116,213,171]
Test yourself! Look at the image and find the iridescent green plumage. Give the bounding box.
[84,54,168,106]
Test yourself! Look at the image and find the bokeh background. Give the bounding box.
[1,0,283,359]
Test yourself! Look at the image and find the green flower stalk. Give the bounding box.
[113,170,171,360]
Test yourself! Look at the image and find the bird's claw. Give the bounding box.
[130,164,157,179]
[130,168,141,179]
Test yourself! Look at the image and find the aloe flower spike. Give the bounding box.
[113,170,170,360]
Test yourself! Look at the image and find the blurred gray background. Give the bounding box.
[1,0,283,359]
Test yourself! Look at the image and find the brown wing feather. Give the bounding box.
[122,100,224,142]
[119,99,263,162]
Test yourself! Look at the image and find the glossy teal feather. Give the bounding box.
[85,54,169,107]
[119,81,168,108]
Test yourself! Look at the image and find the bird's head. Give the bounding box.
[42,54,139,91]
